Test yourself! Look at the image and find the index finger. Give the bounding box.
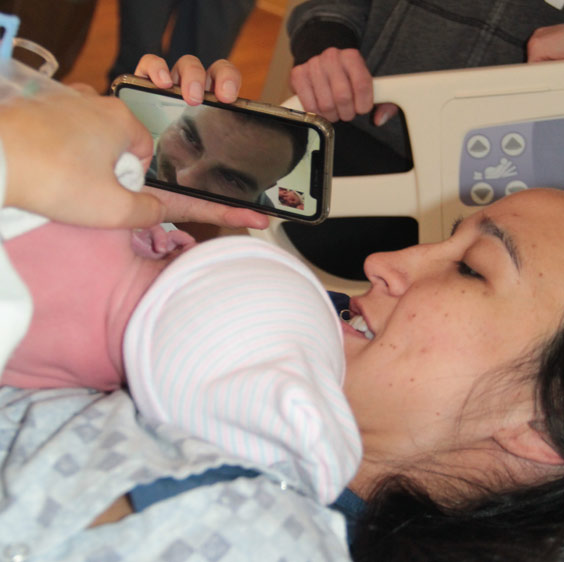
[134,54,174,88]
[143,186,269,229]
[341,49,374,115]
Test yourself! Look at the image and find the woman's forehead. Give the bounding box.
[474,188,564,236]
[484,189,564,278]
[490,187,564,215]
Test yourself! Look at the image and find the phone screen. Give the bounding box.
[114,79,333,223]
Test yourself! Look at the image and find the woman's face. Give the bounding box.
[344,188,564,463]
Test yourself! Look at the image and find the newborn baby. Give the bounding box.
[1,219,361,503]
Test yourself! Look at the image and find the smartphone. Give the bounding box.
[111,75,334,224]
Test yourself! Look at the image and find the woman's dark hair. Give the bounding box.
[351,326,564,562]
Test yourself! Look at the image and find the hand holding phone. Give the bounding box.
[112,75,334,224]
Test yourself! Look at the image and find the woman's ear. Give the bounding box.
[494,421,564,466]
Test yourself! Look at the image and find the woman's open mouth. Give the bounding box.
[342,313,375,340]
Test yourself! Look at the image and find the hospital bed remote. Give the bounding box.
[459,117,564,206]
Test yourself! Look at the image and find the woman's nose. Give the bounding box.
[363,244,434,296]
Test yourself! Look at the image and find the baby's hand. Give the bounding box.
[131,225,197,259]
[134,54,241,105]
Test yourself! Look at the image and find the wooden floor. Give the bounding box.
[63,0,283,100]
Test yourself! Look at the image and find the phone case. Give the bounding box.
[111,74,334,224]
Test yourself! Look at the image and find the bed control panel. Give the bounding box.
[459,117,564,206]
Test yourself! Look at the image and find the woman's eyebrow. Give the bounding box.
[479,216,521,272]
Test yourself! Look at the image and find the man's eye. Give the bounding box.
[220,172,248,193]
[180,126,201,150]
[456,261,484,280]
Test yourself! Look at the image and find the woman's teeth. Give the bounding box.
[348,315,375,340]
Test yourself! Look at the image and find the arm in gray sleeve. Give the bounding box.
[288,0,371,64]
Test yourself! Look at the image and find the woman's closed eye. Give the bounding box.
[450,216,463,236]
[456,261,484,280]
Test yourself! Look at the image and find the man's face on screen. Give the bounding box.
[156,106,294,202]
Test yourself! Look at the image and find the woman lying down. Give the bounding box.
[4,185,564,561]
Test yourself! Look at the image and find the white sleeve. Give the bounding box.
[0,137,33,375]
